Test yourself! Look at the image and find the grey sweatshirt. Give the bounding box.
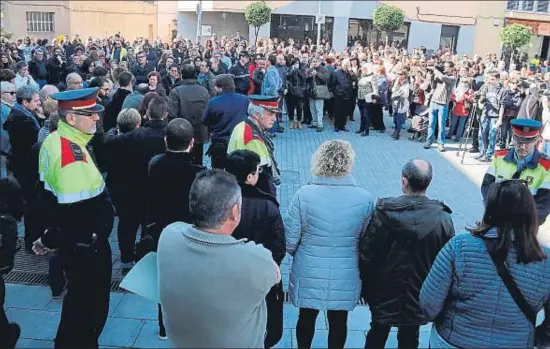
[430,69,456,105]
[158,222,277,348]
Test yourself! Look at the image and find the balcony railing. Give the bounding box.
[507,0,550,14]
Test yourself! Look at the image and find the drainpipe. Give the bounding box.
[196,0,202,44]
[316,0,322,47]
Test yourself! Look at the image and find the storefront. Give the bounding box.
[347,18,410,48]
[505,18,550,59]
[270,14,334,46]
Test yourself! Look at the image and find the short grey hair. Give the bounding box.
[66,72,81,85]
[311,140,355,178]
[1,81,15,92]
[247,103,264,118]
[116,108,141,133]
[189,170,242,230]
[16,85,38,103]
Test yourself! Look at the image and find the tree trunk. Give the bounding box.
[254,27,260,48]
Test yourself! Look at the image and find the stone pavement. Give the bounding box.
[4,112,528,348]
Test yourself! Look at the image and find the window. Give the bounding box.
[440,25,460,53]
[26,12,54,32]
[270,14,334,46]
[522,0,535,11]
[347,18,410,48]
[507,0,520,10]
[538,0,550,12]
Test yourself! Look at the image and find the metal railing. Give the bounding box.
[506,0,550,13]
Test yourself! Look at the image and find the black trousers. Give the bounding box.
[500,116,514,148]
[334,98,349,130]
[358,100,371,133]
[296,308,348,349]
[207,141,228,169]
[324,98,335,119]
[116,206,143,263]
[370,104,385,131]
[303,97,312,124]
[0,276,21,349]
[286,94,303,122]
[191,142,204,166]
[365,322,420,349]
[55,242,112,348]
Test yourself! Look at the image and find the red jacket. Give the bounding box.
[451,89,474,117]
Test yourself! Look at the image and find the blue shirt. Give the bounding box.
[261,66,281,97]
[202,92,250,142]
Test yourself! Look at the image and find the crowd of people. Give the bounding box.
[0,30,549,349]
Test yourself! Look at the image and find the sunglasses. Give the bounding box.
[3,91,16,95]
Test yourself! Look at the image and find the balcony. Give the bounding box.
[506,0,550,14]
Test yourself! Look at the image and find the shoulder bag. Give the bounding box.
[312,77,331,100]
[483,239,549,348]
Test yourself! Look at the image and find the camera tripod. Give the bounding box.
[456,102,479,164]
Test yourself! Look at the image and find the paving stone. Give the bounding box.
[5,308,60,341]
[111,293,157,320]
[290,329,366,348]
[284,304,327,330]
[13,338,54,348]
[133,320,174,348]
[5,284,52,310]
[98,317,144,348]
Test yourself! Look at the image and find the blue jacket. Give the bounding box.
[285,175,375,311]
[202,92,250,143]
[420,231,550,348]
[261,66,281,97]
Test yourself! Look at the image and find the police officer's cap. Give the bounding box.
[50,87,104,114]
[511,119,542,143]
[249,95,281,113]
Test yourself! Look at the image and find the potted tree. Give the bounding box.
[245,1,272,48]
[372,4,405,44]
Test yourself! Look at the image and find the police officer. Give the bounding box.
[481,119,550,224]
[227,95,280,197]
[32,88,115,348]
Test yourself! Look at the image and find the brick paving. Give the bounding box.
[4,112,526,348]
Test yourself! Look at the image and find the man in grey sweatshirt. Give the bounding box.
[157,169,279,348]
[423,61,456,152]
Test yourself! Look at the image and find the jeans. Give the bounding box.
[448,115,468,139]
[365,322,420,349]
[501,117,514,148]
[358,100,370,133]
[296,308,348,349]
[309,99,324,127]
[479,116,498,157]
[427,102,449,145]
[394,112,406,134]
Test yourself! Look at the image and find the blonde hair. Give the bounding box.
[42,99,58,118]
[311,140,355,178]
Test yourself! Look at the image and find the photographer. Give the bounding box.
[423,61,456,152]
[475,70,506,162]
[0,177,25,349]
[498,77,525,149]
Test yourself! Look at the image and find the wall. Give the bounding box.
[407,22,441,52]
[157,0,178,43]
[178,11,249,41]
[2,0,71,41]
[67,1,158,40]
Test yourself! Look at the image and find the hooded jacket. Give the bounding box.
[359,195,455,325]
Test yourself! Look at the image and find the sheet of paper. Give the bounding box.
[120,252,159,303]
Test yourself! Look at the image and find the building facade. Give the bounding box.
[176,0,509,56]
[1,0,177,43]
[504,0,550,59]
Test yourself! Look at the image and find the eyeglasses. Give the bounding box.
[138,56,146,59]
[3,91,16,95]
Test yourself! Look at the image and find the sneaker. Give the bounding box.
[361,131,369,137]
[341,128,349,132]
[307,124,317,129]
[297,121,302,129]
[451,135,457,141]
[316,127,323,132]
[468,148,480,154]
[474,153,486,160]
[355,129,364,134]
[52,279,67,299]
[159,327,168,340]
[289,121,295,129]
[423,142,432,149]
[438,144,445,152]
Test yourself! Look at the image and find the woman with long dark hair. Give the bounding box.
[420,180,550,348]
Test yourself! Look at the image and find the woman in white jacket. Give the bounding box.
[390,69,410,140]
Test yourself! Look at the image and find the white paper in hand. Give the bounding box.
[120,252,159,303]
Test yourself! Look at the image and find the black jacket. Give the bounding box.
[232,184,286,265]
[3,107,40,179]
[147,151,205,231]
[104,88,132,132]
[46,56,67,86]
[329,69,353,100]
[131,62,155,85]
[359,195,455,326]
[161,75,181,95]
[286,67,307,97]
[104,119,167,210]
[167,80,209,144]
[229,62,250,95]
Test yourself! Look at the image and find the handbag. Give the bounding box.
[313,79,331,100]
[483,239,549,348]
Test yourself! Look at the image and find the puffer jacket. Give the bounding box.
[285,175,375,311]
[329,69,353,100]
[420,230,550,349]
[359,195,455,326]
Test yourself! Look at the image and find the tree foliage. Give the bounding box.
[0,26,12,40]
[372,4,405,33]
[244,1,271,47]
[500,24,532,49]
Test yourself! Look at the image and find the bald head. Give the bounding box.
[136,83,149,95]
[40,84,59,102]
[402,159,433,194]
